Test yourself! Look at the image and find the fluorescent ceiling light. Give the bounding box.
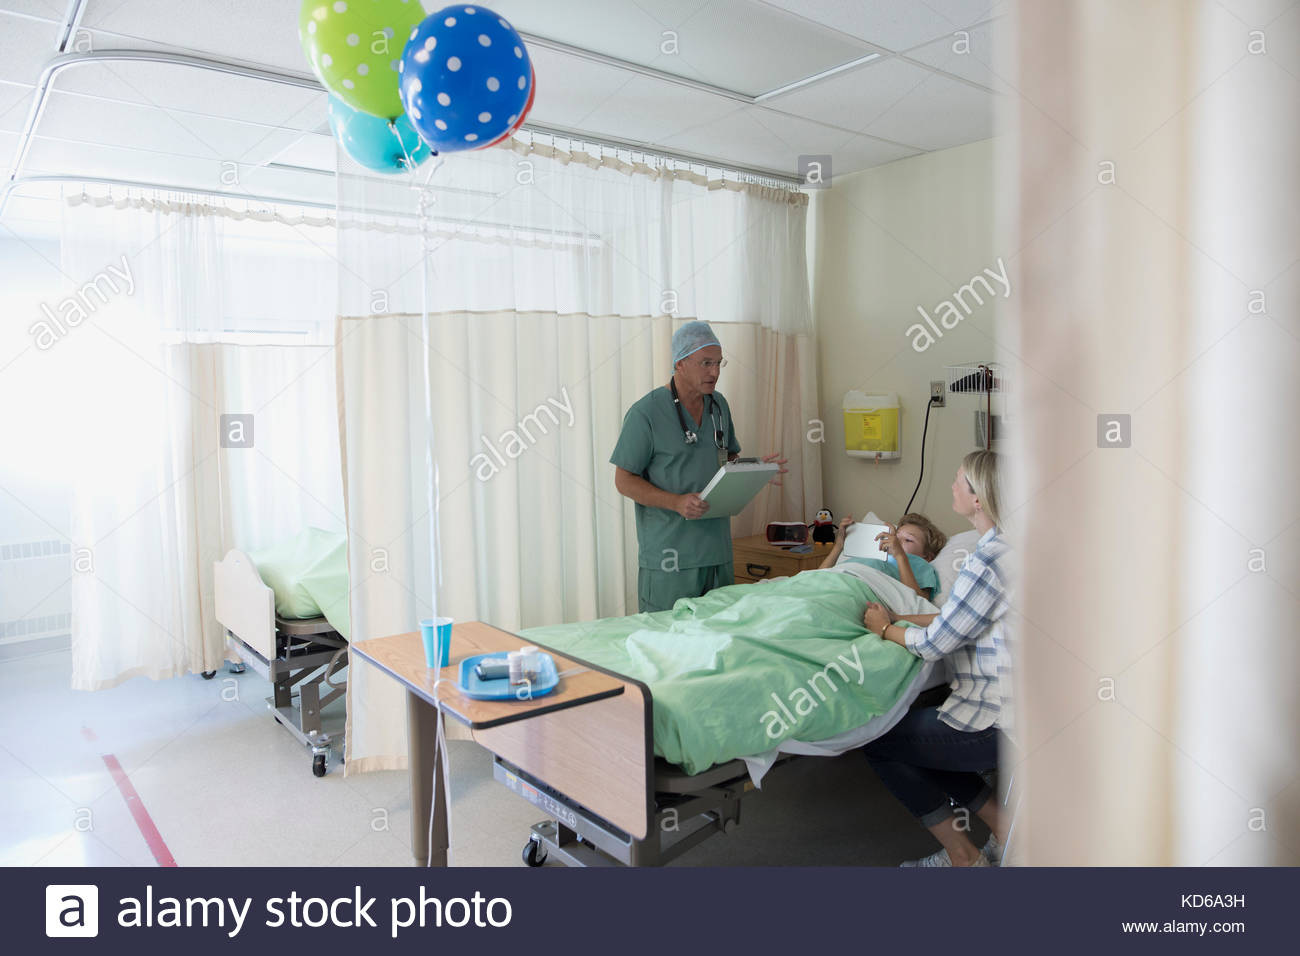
[754,53,882,102]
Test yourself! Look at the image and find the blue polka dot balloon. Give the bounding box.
[398,5,533,154]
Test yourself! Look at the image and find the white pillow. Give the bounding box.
[932,529,980,606]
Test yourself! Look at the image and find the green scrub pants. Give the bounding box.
[637,563,734,614]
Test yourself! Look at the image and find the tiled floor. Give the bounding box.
[1,648,952,867]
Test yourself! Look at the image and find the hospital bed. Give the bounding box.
[354,621,775,867]
[496,666,936,868]
[354,563,951,868]
[501,735,804,867]
[479,530,981,868]
[214,548,349,777]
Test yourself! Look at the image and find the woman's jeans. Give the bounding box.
[862,705,998,827]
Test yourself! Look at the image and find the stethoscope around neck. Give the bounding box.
[670,378,726,448]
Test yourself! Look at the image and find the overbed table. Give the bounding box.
[350,621,627,866]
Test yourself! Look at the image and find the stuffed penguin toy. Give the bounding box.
[810,508,836,545]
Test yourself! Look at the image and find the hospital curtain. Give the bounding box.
[1005,0,1299,864]
[336,137,820,772]
[56,197,340,689]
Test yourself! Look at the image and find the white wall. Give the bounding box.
[810,139,999,537]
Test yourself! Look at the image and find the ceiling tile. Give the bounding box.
[2,0,1006,197]
[0,80,33,133]
[37,90,310,169]
[765,56,993,151]
[22,134,217,181]
[0,1,64,22]
[651,0,876,95]
[21,133,333,205]
[493,0,877,96]
[0,11,61,86]
[81,0,309,74]
[52,56,325,132]
[489,0,688,75]
[230,161,337,207]
[831,134,923,173]
[904,20,1008,92]
[264,131,337,174]
[660,106,880,176]
[765,57,941,133]
[861,71,994,152]
[571,74,743,148]
[0,126,17,168]
[523,47,639,133]
[757,0,1007,52]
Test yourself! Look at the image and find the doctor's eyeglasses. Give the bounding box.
[696,358,728,370]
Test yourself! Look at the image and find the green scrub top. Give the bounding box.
[611,386,742,570]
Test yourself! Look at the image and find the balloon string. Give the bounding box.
[417,158,446,654]
[390,119,418,178]
[422,155,444,191]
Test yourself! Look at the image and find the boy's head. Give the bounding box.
[895,513,947,561]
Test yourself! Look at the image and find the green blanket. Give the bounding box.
[250,528,351,639]
[521,572,922,774]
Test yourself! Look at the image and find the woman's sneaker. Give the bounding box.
[982,834,1003,866]
[900,848,990,867]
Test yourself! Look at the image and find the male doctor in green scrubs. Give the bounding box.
[611,321,786,613]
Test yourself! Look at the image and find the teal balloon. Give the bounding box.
[327,96,431,173]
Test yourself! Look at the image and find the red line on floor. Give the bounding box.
[101,753,177,867]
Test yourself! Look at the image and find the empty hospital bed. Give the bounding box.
[213,530,351,777]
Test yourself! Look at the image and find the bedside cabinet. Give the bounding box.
[732,534,829,584]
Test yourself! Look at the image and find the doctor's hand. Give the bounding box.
[762,452,789,487]
[675,493,710,520]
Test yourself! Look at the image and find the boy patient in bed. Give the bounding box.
[817,513,947,601]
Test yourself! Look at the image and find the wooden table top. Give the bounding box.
[350,620,625,729]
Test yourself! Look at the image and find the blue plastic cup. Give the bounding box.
[419,617,452,669]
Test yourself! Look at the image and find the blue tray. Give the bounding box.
[457,652,559,701]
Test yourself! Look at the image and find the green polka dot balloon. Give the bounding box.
[299,0,427,119]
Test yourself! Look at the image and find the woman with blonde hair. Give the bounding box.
[860,449,1011,866]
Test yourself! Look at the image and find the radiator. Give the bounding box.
[0,539,72,644]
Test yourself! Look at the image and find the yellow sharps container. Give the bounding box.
[842,391,900,459]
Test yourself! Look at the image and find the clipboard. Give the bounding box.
[688,461,779,519]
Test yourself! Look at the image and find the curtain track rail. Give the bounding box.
[2,44,807,218]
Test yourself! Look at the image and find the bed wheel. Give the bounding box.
[522,838,547,867]
[312,754,327,777]
[201,670,216,680]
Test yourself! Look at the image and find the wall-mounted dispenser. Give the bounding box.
[843,390,900,459]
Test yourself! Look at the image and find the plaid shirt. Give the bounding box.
[905,528,1011,733]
